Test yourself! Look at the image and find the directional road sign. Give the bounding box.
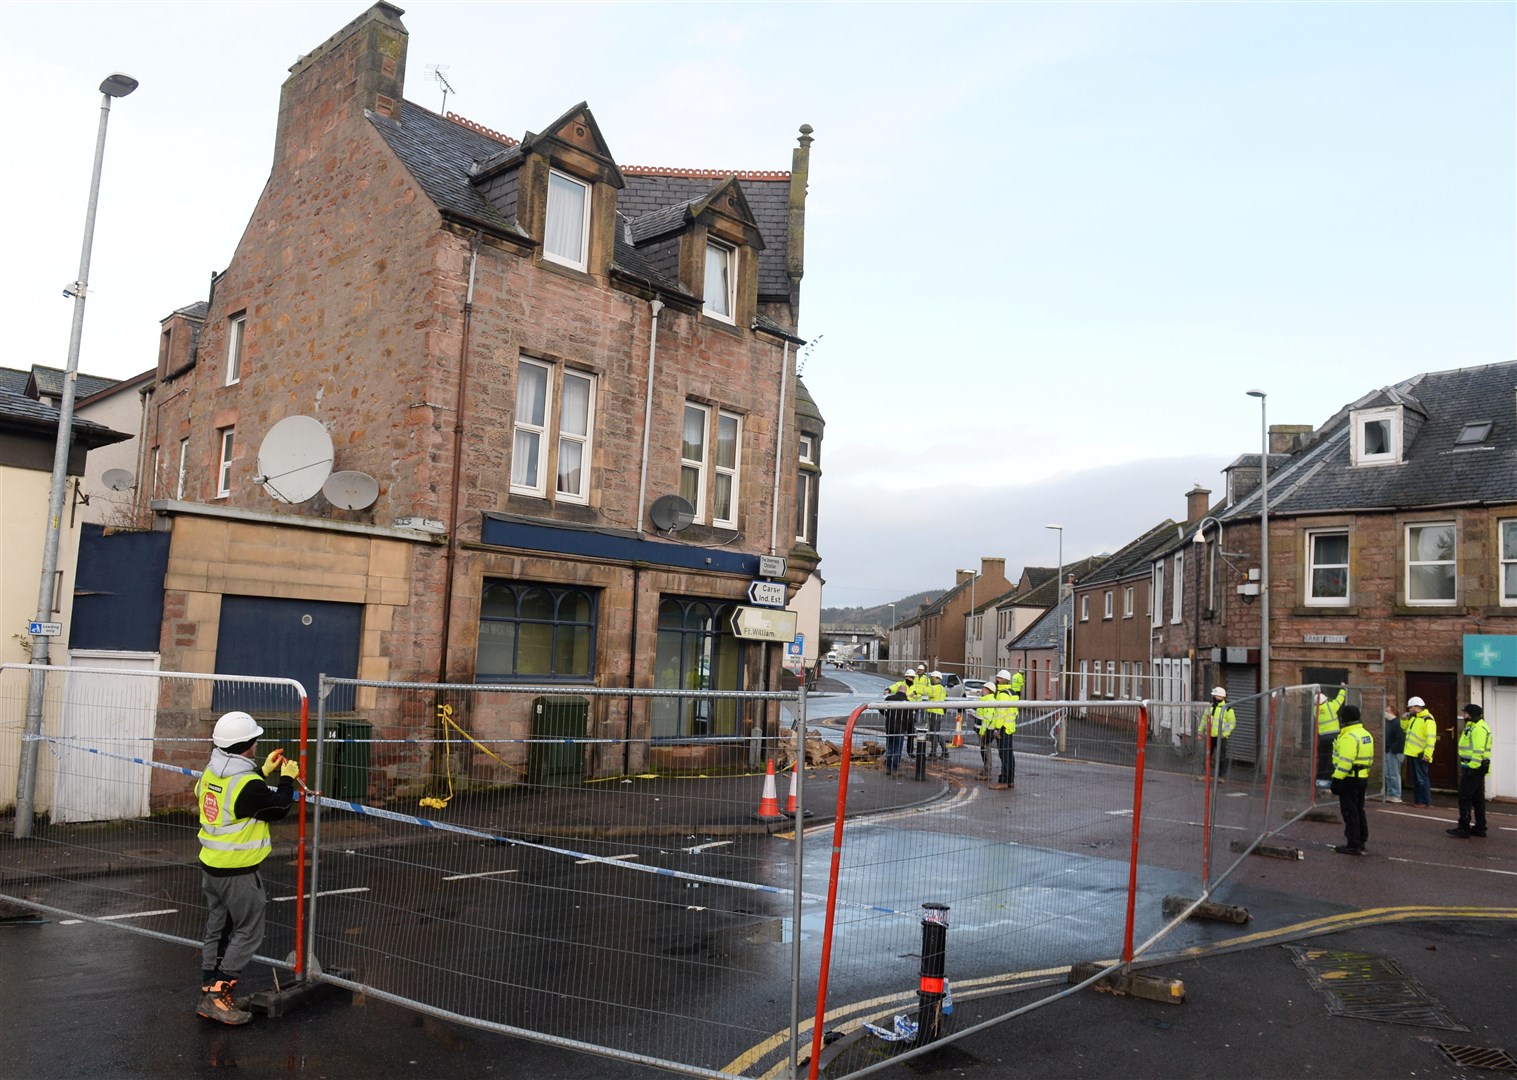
[758,555,787,578]
[731,606,799,642]
[747,580,786,608]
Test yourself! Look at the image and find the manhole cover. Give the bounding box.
[1286,946,1466,1031]
[1437,1044,1517,1072]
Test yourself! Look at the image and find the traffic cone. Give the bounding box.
[783,761,800,816]
[754,758,783,821]
[951,719,964,749]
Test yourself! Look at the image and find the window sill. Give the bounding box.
[537,257,597,285]
[1391,603,1462,616]
[1292,605,1359,617]
[699,314,745,339]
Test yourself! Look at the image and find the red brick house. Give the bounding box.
[136,4,820,786]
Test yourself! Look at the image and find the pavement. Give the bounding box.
[4,682,1515,1078]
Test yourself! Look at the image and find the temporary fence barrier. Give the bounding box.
[4,670,1373,1079]
[0,663,311,977]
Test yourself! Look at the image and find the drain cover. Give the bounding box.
[1286,946,1466,1031]
[1437,1044,1517,1072]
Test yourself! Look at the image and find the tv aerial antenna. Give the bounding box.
[425,64,456,114]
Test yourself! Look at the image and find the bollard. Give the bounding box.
[915,902,950,1045]
[914,730,928,781]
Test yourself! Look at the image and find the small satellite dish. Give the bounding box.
[256,416,333,504]
[323,470,380,511]
[649,493,696,533]
[102,468,135,492]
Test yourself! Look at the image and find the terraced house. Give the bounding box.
[114,3,821,789]
[1151,362,1516,791]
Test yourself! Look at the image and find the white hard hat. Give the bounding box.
[902,670,915,679]
[212,710,263,749]
[1315,693,1327,705]
[997,669,1012,680]
[1407,696,1425,709]
[1211,687,1228,699]
[929,670,942,679]
[917,663,926,670]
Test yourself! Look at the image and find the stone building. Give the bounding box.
[133,4,821,788]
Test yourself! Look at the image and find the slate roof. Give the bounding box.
[1080,520,1182,586]
[369,102,795,303]
[0,367,29,395]
[1219,361,1517,521]
[1008,593,1073,651]
[26,365,120,402]
[0,386,130,446]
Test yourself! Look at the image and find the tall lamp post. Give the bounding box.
[1246,390,1269,701]
[888,603,897,666]
[15,72,139,840]
[1046,524,1063,699]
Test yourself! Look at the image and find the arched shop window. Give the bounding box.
[652,596,743,739]
[476,580,597,681]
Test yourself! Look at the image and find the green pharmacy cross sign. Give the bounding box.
[1463,634,1517,677]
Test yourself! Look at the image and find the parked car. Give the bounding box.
[941,673,965,698]
[961,678,988,698]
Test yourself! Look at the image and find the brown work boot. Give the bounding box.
[196,979,252,1025]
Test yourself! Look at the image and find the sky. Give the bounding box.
[4,1,1512,608]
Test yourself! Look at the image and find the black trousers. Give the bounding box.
[1338,777,1368,850]
[1457,766,1488,831]
[1316,733,1336,781]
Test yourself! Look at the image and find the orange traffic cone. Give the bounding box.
[754,758,783,821]
[951,719,964,749]
[783,761,800,816]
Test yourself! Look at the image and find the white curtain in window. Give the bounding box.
[545,173,587,266]
[704,243,731,317]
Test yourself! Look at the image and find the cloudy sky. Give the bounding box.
[5,2,1512,607]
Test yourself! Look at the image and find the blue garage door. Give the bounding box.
[213,595,362,712]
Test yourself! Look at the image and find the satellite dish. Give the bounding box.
[102,468,135,492]
[255,416,333,504]
[649,494,696,533]
[323,470,380,511]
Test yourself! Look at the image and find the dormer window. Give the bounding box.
[1351,406,1401,466]
[704,241,735,322]
[544,170,590,271]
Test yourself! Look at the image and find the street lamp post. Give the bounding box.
[1246,390,1269,701]
[1046,524,1063,700]
[15,73,138,840]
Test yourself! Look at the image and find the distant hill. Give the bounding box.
[821,590,935,627]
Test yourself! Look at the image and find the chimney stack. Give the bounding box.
[1185,483,1212,525]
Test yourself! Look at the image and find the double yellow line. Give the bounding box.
[722,905,1517,1079]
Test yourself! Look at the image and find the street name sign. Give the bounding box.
[731,606,798,641]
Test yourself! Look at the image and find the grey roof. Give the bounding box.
[0,386,130,445]
[1008,593,1073,651]
[26,365,120,402]
[0,367,29,395]
[369,102,796,301]
[1081,520,1181,586]
[1220,361,1517,520]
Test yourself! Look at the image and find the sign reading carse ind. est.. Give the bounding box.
[731,606,799,642]
[747,580,786,608]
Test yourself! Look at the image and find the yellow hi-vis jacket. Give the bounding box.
[925,682,946,716]
[1207,701,1237,739]
[1458,718,1493,769]
[910,674,931,701]
[1316,688,1346,736]
[979,685,1019,735]
[1331,721,1375,779]
[196,757,272,871]
[1402,709,1437,762]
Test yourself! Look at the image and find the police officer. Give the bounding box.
[1205,687,1236,783]
[984,669,1020,789]
[925,671,948,758]
[195,710,300,1025]
[1314,686,1347,789]
[1401,696,1437,808]
[1448,704,1493,838]
[1330,704,1374,855]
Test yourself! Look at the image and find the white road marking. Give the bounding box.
[1106,808,1245,831]
[684,841,734,854]
[1379,808,1456,821]
[1385,856,1517,877]
[271,887,370,903]
[59,908,177,926]
[576,853,639,865]
[442,869,520,881]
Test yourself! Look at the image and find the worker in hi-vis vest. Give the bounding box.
[1205,687,1237,783]
[1314,686,1347,788]
[982,670,1020,790]
[1329,704,1374,855]
[1400,696,1437,808]
[194,710,300,1025]
[1449,703,1493,838]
